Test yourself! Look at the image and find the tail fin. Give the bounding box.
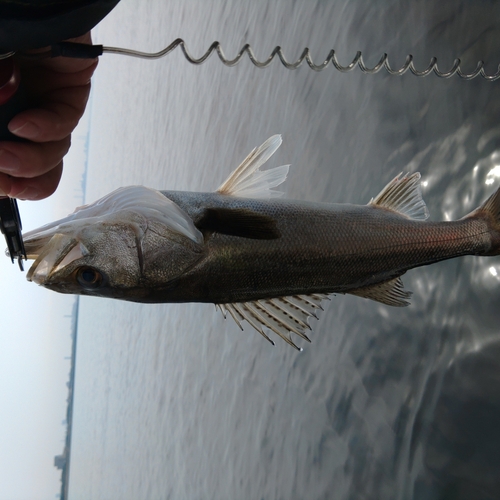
[467,186,500,256]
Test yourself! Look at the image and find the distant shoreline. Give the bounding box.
[55,296,80,500]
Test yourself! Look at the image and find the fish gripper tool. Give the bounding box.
[0,196,26,270]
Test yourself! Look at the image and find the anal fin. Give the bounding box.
[348,277,411,307]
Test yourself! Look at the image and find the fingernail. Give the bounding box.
[0,149,20,173]
[12,187,39,200]
[8,121,40,139]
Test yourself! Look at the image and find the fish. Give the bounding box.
[21,135,500,350]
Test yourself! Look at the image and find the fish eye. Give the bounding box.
[76,267,103,289]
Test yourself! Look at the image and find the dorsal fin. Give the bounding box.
[369,172,429,220]
[217,135,289,198]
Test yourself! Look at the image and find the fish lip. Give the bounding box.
[25,234,78,284]
[23,234,56,260]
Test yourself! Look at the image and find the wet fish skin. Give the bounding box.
[152,190,491,304]
[21,136,500,347]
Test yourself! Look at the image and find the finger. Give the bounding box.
[8,85,90,142]
[21,32,96,74]
[19,60,98,95]
[8,161,64,200]
[0,173,12,196]
[41,33,96,74]
[40,51,98,74]
[0,136,70,178]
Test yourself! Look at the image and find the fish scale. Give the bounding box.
[157,193,491,304]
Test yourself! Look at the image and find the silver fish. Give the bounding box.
[22,136,500,349]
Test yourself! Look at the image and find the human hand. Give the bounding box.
[0,32,97,200]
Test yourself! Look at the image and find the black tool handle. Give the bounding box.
[0,56,29,141]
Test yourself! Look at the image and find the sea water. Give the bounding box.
[68,1,500,498]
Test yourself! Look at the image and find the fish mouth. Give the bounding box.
[24,233,83,285]
[22,213,90,285]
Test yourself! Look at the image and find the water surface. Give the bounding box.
[68,1,500,498]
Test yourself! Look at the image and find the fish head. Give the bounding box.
[23,186,205,300]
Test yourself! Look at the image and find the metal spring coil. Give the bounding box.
[103,38,500,81]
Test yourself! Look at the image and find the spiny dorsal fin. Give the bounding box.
[369,172,429,220]
[217,135,289,198]
[348,277,411,307]
[197,208,280,239]
[217,293,329,350]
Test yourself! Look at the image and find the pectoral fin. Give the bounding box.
[348,277,411,307]
[197,208,280,239]
[217,293,329,350]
